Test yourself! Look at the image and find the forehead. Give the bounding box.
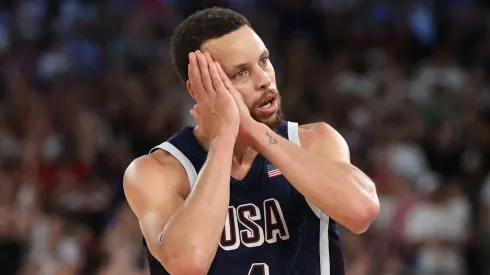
[201,26,267,71]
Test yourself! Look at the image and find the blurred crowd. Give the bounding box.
[0,0,489,274]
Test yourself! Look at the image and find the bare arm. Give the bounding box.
[250,122,379,234]
[124,135,236,275]
[209,55,379,234]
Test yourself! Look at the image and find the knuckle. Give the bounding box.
[213,81,224,89]
[223,79,233,87]
[211,73,220,82]
[212,77,224,88]
[201,74,211,83]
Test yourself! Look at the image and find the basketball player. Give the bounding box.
[124,7,379,275]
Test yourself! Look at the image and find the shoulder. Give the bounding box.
[298,122,350,162]
[298,122,348,149]
[124,150,190,199]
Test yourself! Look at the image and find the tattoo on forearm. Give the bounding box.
[266,132,277,145]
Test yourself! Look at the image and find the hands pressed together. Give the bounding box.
[188,50,256,144]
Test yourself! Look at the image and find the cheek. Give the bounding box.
[266,64,276,83]
[242,94,256,109]
[233,84,256,107]
[269,74,277,86]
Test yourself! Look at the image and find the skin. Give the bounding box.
[124,26,380,275]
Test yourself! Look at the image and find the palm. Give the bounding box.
[189,51,240,141]
[188,51,257,144]
[232,89,251,121]
[212,63,257,142]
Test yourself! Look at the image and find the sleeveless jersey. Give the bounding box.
[145,121,344,275]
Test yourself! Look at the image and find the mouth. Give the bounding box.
[256,94,278,117]
[258,95,277,109]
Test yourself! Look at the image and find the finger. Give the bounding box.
[215,61,235,91]
[215,61,242,100]
[196,51,216,95]
[204,51,214,63]
[190,104,199,117]
[205,54,226,93]
[189,52,205,101]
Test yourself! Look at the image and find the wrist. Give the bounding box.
[246,122,270,150]
[210,132,237,149]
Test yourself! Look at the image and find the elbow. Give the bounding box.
[168,264,209,275]
[160,249,211,275]
[347,200,380,234]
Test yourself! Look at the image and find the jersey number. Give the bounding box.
[248,263,269,275]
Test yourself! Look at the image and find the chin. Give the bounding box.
[256,111,284,130]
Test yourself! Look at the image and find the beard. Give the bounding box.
[250,92,284,130]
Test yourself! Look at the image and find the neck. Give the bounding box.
[233,141,257,165]
[193,127,257,165]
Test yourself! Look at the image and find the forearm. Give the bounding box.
[251,124,378,232]
[161,135,235,270]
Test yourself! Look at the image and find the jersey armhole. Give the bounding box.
[287,121,330,224]
[150,142,198,190]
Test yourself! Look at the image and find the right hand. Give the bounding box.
[189,50,240,141]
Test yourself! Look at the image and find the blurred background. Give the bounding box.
[0,0,489,274]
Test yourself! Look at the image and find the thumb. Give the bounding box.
[190,105,199,120]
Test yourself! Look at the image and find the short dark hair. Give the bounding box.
[170,7,251,83]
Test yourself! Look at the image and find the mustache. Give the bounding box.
[252,90,279,108]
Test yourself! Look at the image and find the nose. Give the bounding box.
[255,69,272,90]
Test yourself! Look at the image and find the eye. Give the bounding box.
[234,70,245,79]
[260,57,269,66]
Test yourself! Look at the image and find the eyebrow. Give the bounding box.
[229,50,270,73]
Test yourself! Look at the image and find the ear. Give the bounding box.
[186,79,196,100]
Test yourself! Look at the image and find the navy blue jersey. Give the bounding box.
[146,121,344,275]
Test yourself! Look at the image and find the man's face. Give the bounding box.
[200,26,283,130]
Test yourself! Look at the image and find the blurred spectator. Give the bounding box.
[0,1,489,274]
